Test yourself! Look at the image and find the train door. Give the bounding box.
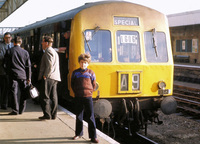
[56,20,71,101]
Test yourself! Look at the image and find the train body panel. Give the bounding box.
[81,64,173,98]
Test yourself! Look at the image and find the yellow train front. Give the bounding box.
[68,1,177,133]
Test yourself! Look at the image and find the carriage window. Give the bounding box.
[116,31,141,62]
[144,31,168,62]
[84,30,112,62]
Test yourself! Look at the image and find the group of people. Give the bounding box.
[0,32,99,143]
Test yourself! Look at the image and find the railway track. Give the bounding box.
[134,133,159,144]
[173,88,200,119]
[113,123,159,144]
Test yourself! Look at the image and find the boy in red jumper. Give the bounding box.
[71,53,99,143]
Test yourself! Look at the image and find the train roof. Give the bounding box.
[12,1,133,34]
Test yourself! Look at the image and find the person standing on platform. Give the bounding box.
[31,48,45,104]
[5,36,31,115]
[0,32,14,110]
[38,36,61,120]
[71,53,99,143]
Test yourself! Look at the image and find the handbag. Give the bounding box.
[29,84,39,99]
[25,84,39,99]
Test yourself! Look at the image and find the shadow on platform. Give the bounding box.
[0,137,89,144]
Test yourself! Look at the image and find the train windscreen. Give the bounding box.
[116,31,141,63]
[84,30,112,62]
[144,31,168,62]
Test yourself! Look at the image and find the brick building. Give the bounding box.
[168,10,200,63]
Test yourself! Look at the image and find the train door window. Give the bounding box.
[116,31,141,62]
[31,36,34,54]
[144,31,168,62]
[51,33,54,46]
[56,32,60,48]
[84,30,112,62]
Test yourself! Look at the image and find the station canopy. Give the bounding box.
[168,10,200,27]
[0,0,27,22]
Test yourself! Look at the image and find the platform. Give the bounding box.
[0,99,119,144]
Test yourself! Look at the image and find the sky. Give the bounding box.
[0,0,200,27]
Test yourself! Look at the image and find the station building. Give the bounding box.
[168,10,200,63]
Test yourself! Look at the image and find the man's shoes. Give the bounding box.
[52,115,56,120]
[91,138,99,143]
[38,116,50,120]
[8,111,18,115]
[52,116,56,120]
[73,136,81,140]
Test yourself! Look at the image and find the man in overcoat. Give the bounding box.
[38,36,61,120]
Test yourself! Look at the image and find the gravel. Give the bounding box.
[139,110,200,144]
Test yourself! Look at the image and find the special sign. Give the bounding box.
[114,17,139,26]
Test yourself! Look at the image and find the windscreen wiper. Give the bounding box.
[83,31,92,52]
[92,26,100,37]
[152,28,158,57]
[83,26,100,52]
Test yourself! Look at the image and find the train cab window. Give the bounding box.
[84,30,112,62]
[116,31,141,62]
[144,31,168,62]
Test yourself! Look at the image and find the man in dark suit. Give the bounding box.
[38,36,61,120]
[5,36,31,115]
[0,32,14,110]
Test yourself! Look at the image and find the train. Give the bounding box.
[11,1,177,135]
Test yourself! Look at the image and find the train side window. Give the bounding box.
[144,31,168,62]
[84,30,112,62]
[116,31,141,63]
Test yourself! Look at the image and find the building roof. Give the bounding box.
[0,0,27,22]
[0,0,6,8]
[167,10,200,27]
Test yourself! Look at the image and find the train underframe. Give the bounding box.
[93,96,177,137]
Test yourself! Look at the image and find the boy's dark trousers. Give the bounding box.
[74,96,97,139]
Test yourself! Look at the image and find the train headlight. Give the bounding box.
[158,81,166,89]
[94,82,99,91]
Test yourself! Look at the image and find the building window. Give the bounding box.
[176,39,192,52]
